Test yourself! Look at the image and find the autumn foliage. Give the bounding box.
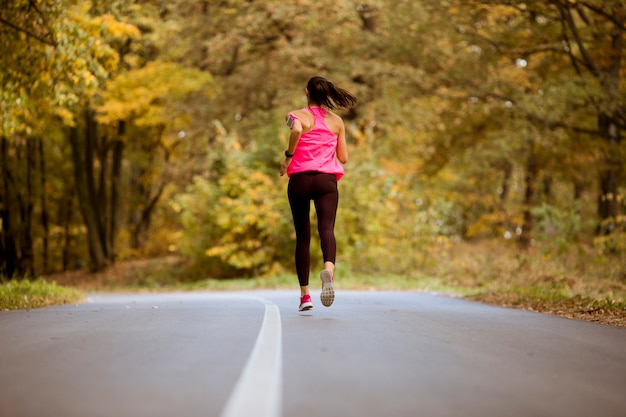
[1,0,625,281]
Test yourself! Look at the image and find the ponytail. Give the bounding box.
[307,76,358,110]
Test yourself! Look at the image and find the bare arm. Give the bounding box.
[280,114,303,176]
[287,116,303,154]
[336,119,348,164]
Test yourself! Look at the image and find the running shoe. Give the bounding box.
[299,294,313,311]
[320,269,334,307]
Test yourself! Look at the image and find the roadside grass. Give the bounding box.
[39,256,475,295]
[4,240,625,327]
[0,278,83,311]
[429,240,626,327]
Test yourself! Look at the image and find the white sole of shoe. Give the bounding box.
[299,302,313,312]
[320,270,334,307]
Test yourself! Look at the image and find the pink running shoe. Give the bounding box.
[320,270,334,307]
[299,294,313,311]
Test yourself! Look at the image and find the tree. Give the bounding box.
[1,0,139,273]
[95,61,214,251]
[447,0,626,239]
[4,0,623,279]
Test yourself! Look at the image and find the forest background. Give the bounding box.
[1,0,625,326]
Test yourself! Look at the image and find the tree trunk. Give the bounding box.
[519,143,538,250]
[573,179,584,217]
[133,184,165,249]
[21,138,35,277]
[0,136,17,278]
[128,140,142,250]
[109,121,125,261]
[597,115,622,235]
[69,125,107,271]
[128,125,168,251]
[499,160,513,204]
[61,190,74,272]
[542,176,553,203]
[96,126,111,258]
[38,137,50,274]
[84,109,110,259]
[596,7,623,234]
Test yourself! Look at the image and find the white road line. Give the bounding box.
[220,298,283,417]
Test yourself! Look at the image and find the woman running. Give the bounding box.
[280,76,358,311]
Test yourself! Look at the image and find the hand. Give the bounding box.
[279,157,291,176]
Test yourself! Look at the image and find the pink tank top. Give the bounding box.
[287,107,344,180]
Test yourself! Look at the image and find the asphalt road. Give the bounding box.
[0,290,625,417]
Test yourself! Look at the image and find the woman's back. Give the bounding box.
[287,107,344,179]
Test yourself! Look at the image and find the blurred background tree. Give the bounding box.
[1,0,624,281]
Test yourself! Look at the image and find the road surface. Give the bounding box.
[1,290,625,417]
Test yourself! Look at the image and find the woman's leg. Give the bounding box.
[312,174,339,271]
[288,173,313,289]
[313,174,338,307]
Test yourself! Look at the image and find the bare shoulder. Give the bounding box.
[285,108,301,119]
[292,108,314,129]
[325,110,345,133]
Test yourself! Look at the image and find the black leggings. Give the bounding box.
[288,172,338,287]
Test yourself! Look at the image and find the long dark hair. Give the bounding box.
[307,76,358,110]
